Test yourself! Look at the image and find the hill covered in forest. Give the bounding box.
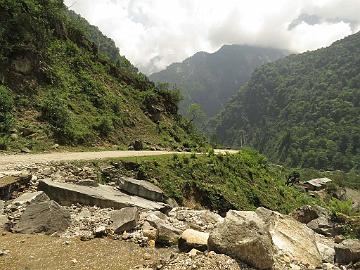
[214,32,360,171]
[150,45,287,121]
[0,0,204,152]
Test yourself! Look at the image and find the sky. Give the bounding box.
[64,0,360,74]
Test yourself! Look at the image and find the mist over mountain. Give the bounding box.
[150,45,288,120]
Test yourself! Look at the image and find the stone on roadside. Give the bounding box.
[38,179,169,211]
[157,223,182,246]
[94,225,107,237]
[0,175,31,200]
[13,200,71,235]
[209,208,322,269]
[178,229,209,252]
[208,210,274,270]
[109,207,139,234]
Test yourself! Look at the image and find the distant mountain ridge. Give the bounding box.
[214,32,360,171]
[150,45,288,119]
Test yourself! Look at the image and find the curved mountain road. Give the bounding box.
[0,149,238,170]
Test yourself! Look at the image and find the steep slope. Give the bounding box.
[150,45,288,119]
[0,0,204,151]
[214,32,360,171]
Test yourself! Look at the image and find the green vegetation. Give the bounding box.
[150,45,287,123]
[0,0,205,152]
[214,32,360,172]
[100,149,316,215]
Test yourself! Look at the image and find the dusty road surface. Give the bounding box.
[0,230,172,270]
[0,149,238,170]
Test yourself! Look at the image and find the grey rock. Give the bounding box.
[109,207,139,234]
[21,147,31,153]
[0,175,31,200]
[335,239,360,264]
[94,225,106,237]
[157,222,182,246]
[13,200,71,235]
[292,205,334,236]
[118,177,165,202]
[38,179,169,211]
[76,179,99,187]
[208,210,274,270]
[178,229,209,252]
[12,191,50,205]
[315,233,335,263]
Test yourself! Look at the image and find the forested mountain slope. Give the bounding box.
[0,0,204,151]
[214,32,360,171]
[150,45,287,119]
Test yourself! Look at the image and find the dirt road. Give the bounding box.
[0,149,238,170]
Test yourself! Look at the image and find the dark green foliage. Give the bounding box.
[0,85,14,132]
[0,0,205,151]
[214,32,360,172]
[107,149,316,215]
[150,45,288,121]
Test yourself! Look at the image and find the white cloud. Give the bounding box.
[64,0,360,74]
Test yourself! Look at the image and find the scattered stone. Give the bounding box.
[143,253,151,260]
[334,235,345,244]
[157,223,182,246]
[94,225,106,237]
[80,231,94,241]
[143,221,158,241]
[178,229,209,252]
[0,214,8,229]
[118,177,165,202]
[109,207,139,234]
[13,200,71,235]
[12,191,50,205]
[335,239,360,264]
[0,249,9,256]
[71,259,78,265]
[38,179,169,211]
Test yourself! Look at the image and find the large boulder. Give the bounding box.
[13,200,71,235]
[178,229,209,252]
[209,208,323,269]
[118,177,164,202]
[38,179,169,212]
[208,210,274,269]
[335,239,360,264]
[109,207,139,234]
